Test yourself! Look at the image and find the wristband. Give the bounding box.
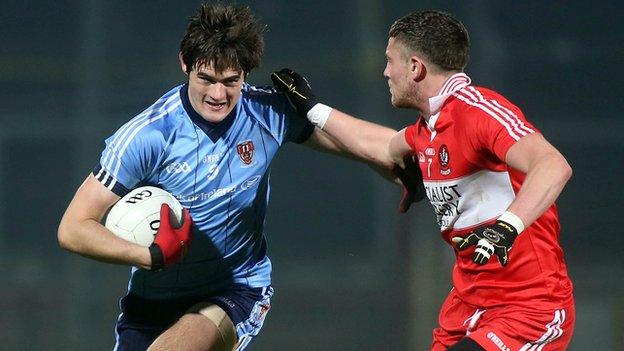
[498,211,525,234]
[306,103,332,129]
[149,244,165,271]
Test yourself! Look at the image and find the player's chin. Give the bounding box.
[390,96,416,110]
[390,96,406,108]
[199,107,230,123]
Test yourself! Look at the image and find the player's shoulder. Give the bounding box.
[113,85,186,145]
[241,82,286,107]
[450,85,523,122]
[452,85,518,111]
[239,82,291,123]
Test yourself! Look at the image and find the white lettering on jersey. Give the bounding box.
[240,175,262,190]
[203,152,225,164]
[177,186,237,202]
[207,186,236,198]
[207,164,219,181]
[425,170,515,231]
[487,332,511,351]
[165,162,191,173]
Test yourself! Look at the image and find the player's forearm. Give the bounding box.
[507,153,572,227]
[58,218,151,268]
[321,108,397,169]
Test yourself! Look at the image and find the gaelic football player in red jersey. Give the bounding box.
[383,10,575,351]
[269,9,574,350]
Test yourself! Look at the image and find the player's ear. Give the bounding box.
[178,52,189,76]
[410,56,427,82]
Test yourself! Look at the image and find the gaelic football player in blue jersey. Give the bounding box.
[58,3,423,351]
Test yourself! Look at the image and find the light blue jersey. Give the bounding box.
[94,83,313,300]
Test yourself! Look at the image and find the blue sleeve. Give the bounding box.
[243,85,314,145]
[281,96,315,144]
[93,121,163,196]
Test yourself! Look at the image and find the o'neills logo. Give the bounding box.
[487,332,511,351]
[439,144,451,175]
[236,140,255,165]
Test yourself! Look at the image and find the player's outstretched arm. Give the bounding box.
[272,68,426,212]
[271,68,395,168]
[388,128,413,165]
[58,174,153,269]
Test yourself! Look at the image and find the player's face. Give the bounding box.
[383,37,418,109]
[186,64,244,123]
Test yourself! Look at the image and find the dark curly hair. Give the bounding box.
[389,10,469,72]
[180,3,265,74]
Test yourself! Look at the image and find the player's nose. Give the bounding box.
[382,64,390,79]
[208,83,227,101]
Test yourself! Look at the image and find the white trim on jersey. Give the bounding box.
[109,100,182,190]
[429,73,471,115]
[94,164,106,181]
[454,87,534,141]
[101,93,181,190]
[245,83,274,94]
[101,92,180,176]
[439,73,471,95]
[95,167,120,191]
[467,87,535,136]
[519,309,566,351]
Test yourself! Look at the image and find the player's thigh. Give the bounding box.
[114,313,164,351]
[148,304,236,351]
[115,325,162,351]
[431,290,473,350]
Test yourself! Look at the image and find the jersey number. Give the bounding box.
[427,158,433,177]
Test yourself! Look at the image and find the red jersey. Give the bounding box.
[404,73,573,309]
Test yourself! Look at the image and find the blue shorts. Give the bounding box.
[113,285,273,351]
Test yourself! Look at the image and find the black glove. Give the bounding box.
[392,154,426,213]
[452,220,519,266]
[271,68,318,116]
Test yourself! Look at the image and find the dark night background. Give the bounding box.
[0,1,622,350]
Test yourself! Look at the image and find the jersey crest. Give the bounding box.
[237,140,255,165]
[439,144,451,175]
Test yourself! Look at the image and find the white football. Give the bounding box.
[104,186,183,247]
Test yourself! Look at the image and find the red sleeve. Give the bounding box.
[404,124,418,151]
[455,90,538,166]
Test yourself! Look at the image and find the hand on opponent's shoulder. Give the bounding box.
[270,68,318,117]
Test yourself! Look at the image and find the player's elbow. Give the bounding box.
[57,218,78,252]
[561,158,573,185]
[551,153,573,189]
[57,222,71,251]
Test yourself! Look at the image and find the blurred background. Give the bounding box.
[1,0,622,350]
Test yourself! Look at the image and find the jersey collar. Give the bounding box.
[428,73,471,115]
